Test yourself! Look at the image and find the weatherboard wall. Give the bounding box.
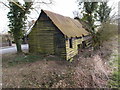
[65,38,83,60]
[29,12,55,54]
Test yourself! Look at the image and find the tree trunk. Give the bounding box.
[14,38,22,53]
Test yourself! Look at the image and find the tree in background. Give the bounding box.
[7,0,33,53]
[97,2,111,24]
[77,1,99,49]
[79,2,98,33]
[95,2,112,46]
[77,1,112,49]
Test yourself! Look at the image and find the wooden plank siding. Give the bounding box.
[65,38,83,60]
[29,12,55,54]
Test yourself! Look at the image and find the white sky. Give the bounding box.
[0,0,119,34]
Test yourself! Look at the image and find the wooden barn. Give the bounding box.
[28,10,89,60]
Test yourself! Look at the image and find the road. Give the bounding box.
[0,44,28,54]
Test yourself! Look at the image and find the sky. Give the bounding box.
[0,0,119,34]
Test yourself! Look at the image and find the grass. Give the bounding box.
[2,53,64,67]
[110,55,120,88]
[2,53,45,67]
[8,55,43,66]
[108,44,120,88]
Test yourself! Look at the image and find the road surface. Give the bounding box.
[0,44,28,54]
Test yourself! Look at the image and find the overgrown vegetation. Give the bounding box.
[108,53,120,88]
[97,22,118,46]
[77,1,112,50]
[108,57,120,88]
[108,35,119,88]
[77,1,118,88]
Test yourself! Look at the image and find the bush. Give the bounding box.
[92,22,118,50]
[97,22,118,43]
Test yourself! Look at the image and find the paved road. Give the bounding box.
[0,44,28,54]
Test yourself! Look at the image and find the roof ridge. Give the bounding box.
[42,9,73,20]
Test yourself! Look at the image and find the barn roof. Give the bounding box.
[42,10,89,37]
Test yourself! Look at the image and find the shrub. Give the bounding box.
[93,22,118,49]
[99,22,117,41]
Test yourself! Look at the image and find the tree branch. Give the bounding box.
[33,0,53,5]
[8,0,25,11]
[1,2,10,8]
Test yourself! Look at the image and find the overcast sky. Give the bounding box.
[0,0,119,34]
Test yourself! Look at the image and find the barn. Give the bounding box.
[28,10,89,60]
